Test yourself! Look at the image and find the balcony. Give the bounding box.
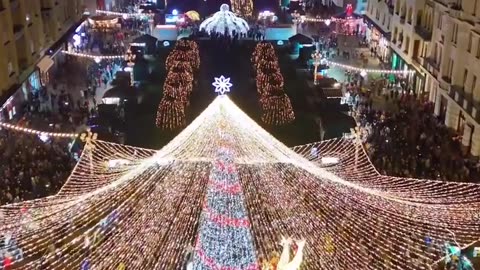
[388,5,394,15]
[415,25,433,41]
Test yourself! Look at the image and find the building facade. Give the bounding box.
[0,0,83,119]
[364,0,394,62]
[423,0,480,156]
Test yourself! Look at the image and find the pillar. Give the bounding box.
[434,90,441,116]
[444,100,460,129]
[470,125,480,157]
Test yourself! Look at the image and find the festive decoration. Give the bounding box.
[325,60,415,74]
[155,96,186,129]
[212,76,233,95]
[200,4,250,35]
[252,43,295,125]
[192,132,257,269]
[0,121,78,137]
[2,97,480,269]
[61,50,124,60]
[230,0,253,17]
[156,40,199,130]
[96,10,154,17]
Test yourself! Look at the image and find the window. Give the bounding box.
[463,69,468,87]
[437,13,443,29]
[447,58,454,79]
[7,62,13,74]
[473,75,477,92]
[451,23,458,44]
[468,33,473,52]
[477,39,480,58]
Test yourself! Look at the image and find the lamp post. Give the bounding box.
[125,48,136,86]
[312,50,322,85]
[350,126,362,171]
[80,131,98,175]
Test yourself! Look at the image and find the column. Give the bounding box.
[470,125,480,157]
[434,88,441,116]
[444,100,460,129]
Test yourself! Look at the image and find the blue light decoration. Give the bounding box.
[81,258,90,270]
[212,76,232,95]
[277,40,284,46]
[163,41,170,47]
[425,235,432,246]
[172,9,179,16]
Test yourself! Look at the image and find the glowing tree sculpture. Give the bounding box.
[253,43,295,125]
[156,40,199,130]
[192,132,258,269]
[200,4,250,35]
[231,0,253,17]
[3,95,480,269]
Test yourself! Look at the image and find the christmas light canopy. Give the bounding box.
[1,97,480,269]
[212,75,233,95]
[199,4,249,35]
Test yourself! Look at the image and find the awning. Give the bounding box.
[37,56,54,73]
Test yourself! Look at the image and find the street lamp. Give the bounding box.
[125,49,136,85]
[312,50,322,85]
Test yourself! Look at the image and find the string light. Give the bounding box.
[1,96,479,269]
[0,121,78,137]
[62,50,124,60]
[325,60,415,74]
[253,43,295,125]
[95,10,154,17]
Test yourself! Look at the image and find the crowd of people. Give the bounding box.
[353,89,480,183]
[0,130,76,205]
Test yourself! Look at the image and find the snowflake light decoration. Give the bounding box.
[212,76,233,95]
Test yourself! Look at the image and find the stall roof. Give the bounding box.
[288,33,313,44]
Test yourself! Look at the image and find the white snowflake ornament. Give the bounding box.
[212,76,233,95]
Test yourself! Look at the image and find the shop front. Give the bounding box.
[390,51,425,94]
[0,70,41,121]
[363,15,391,63]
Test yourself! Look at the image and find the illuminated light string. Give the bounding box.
[325,60,416,74]
[0,121,78,137]
[1,97,480,269]
[96,10,154,17]
[61,50,125,60]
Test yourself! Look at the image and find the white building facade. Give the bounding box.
[364,0,394,62]
[423,0,480,156]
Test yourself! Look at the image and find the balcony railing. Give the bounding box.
[415,25,433,40]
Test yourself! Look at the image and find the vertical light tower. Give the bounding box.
[231,0,253,17]
[311,51,322,85]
